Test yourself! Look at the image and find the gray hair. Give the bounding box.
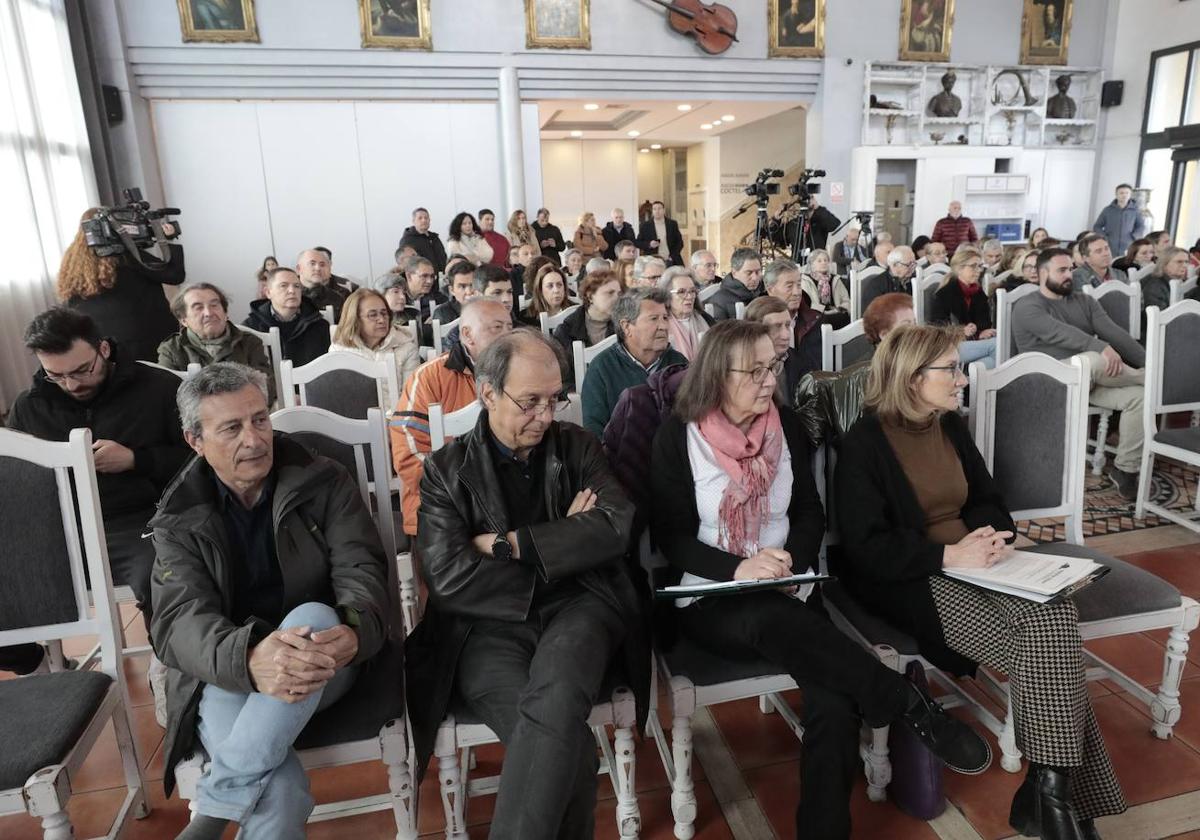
[561,248,582,265]
[659,265,696,291]
[886,245,915,267]
[633,255,666,281]
[981,238,1005,255]
[875,231,894,244]
[689,249,715,268]
[585,257,611,275]
[176,362,269,438]
[806,248,831,266]
[474,328,566,398]
[763,258,800,289]
[170,282,230,320]
[730,247,761,272]
[612,287,669,341]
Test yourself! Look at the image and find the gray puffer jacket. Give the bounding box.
[1093,198,1148,256]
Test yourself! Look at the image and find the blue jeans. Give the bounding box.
[194,602,357,839]
[960,336,997,370]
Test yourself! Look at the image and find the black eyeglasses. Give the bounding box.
[730,358,785,384]
[504,390,572,416]
[922,362,965,376]
[43,352,102,385]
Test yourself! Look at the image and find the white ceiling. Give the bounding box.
[537,99,804,147]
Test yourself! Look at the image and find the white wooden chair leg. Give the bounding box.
[25,768,71,840]
[38,810,73,840]
[758,695,774,714]
[863,725,891,802]
[1152,620,1196,739]
[1091,410,1110,475]
[397,552,419,633]
[1135,447,1155,520]
[614,725,640,839]
[435,723,467,840]
[381,719,417,840]
[670,713,697,840]
[1000,700,1023,772]
[44,641,64,672]
[110,701,150,818]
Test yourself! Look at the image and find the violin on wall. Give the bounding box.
[644,0,739,55]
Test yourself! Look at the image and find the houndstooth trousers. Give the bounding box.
[929,575,1127,820]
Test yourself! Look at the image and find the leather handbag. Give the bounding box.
[887,661,947,820]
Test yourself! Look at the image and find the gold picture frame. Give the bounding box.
[1020,0,1072,66]
[769,0,825,59]
[177,0,259,43]
[359,0,432,50]
[898,0,955,62]
[524,0,591,50]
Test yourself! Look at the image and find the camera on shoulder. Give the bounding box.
[82,188,182,264]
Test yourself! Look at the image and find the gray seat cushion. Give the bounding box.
[821,582,922,656]
[294,637,404,750]
[0,670,112,789]
[1032,543,1181,622]
[1154,427,1200,455]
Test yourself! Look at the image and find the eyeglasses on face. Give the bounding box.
[670,287,698,297]
[43,352,102,385]
[730,357,785,384]
[504,390,572,416]
[921,361,965,376]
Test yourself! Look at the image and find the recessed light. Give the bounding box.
[650,143,662,150]
[700,123,712,130]
[677,104,692,111]
[640,148,650,154]
[627,130,640,137]
[583,103,600,111]
[721,114,735,121]
[570,130,583,137]
[712,120,722,126]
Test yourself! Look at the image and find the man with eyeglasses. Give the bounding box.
[2,307,189,678]
[861,245,917,315]
[708,247,766,321]
[689,249,720,286]
[407,328,647,840]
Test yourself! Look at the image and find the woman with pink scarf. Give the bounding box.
[650,320,991,839]
[659,265,713,361]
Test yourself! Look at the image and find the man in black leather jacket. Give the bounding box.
[406,329,647,840]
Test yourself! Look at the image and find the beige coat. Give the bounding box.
[800,272,851,314]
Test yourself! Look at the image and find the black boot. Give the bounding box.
[1009,762,1038,837]
[899,680,992,775]
[1078,818,1102,840]
[1032,765,1086,840]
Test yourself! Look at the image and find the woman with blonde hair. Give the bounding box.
[57,208,187,361]
[506,209,541,256]
[615,257,636,289]
[835,324,1125,839]
[520,262,571,325]
[930,246,997,369]
[572,211,605,258]
[330,287,420,407]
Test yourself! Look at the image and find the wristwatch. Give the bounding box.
[492,533,513,563]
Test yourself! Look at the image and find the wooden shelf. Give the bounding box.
[925,116,983,125]
[1044,118,1097,126]
[869,108,920,117]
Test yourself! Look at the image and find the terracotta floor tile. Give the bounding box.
[0,786,147,840]
[1085,632,1173,691]
[1121,546,1200,599]
[707,693,804,770]
[594,780,731,840]
[1099,693,1200,806]
[71,704,164,794]
[1143,627,1200,673]
[1162,676,1200,753]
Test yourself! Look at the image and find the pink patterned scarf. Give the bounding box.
[697,403,785,557]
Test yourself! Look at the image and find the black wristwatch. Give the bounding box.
[492,533,513,563]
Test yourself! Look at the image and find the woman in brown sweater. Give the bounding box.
[834,325,1124,840]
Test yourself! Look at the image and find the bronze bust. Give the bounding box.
[929,70,963,118]
[1046,75,1077,119]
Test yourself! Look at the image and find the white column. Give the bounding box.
[498,65,527,218]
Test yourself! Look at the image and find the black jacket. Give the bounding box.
[707,273,764,321]
[430,299,462,327]
[831,240,868,276]
[6,341,189,519]
[302,281,350,322]
[398,226,448,273]
[551,304,616,387]
[636,218,684,266]
[806,206,842,250]
[930,281,992,332]
[602,221,637,259]
[243,298,331,367]
[833,412,1016,676]
[531,222,566,265]
[861,270,912,313]
[67,244,186,362]
[406,413,649,773]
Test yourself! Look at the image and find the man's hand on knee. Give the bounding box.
[249,629,333,702]
[287,624,359,670]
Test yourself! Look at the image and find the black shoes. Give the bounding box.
[1008,763,1096,840]
[1104,464,1138,501]
[900,680,992,775]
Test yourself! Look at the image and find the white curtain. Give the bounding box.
[0,0,98,413]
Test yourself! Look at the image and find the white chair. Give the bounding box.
[820,319,872,372]
[539,303,581,336]
[239,324,285,409]
[849,265,885,319]
[321,304,336,325]
[1136,302,1200,534]
[993,283,1040,365]
[280,352,398,418]
[912,275,942,325]
[1129,263,1156,284]
[986,269,1012,295]
[517,293,527,312]
[1170,277,1198,305]
[136,359,201,379]
[1084,279,1142,341]
[572,334,619,392]
[698,283,721,303]
[0,428,149,838]
[427,399,483,452]
[175,407,417,837]
[703,303,716,319]
[432,317,461,352]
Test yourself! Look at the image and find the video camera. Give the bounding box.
[788,168,827,208]
[744,168,784,203]
[82,188,181,263]
[852,210,874,237]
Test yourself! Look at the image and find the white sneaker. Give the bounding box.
[149,657,168,729]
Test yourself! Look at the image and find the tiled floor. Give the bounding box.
[2,525,1199,839]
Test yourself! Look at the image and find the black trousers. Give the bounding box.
[455,586,626,840]
[0,509,156,674]
[676,590,910,840]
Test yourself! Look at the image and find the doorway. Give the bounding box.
[874,159,917,246]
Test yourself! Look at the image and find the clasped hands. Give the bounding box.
[471,488,597,559]
[248,623,358,703]
[943,525,1014,569]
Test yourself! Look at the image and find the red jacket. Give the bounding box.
[482,230,510,268]
[930,215,979,255]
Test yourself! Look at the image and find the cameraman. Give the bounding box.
[799,195,841,251]
[57,207,186,362]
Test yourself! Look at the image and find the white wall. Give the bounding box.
[539,140,638,239]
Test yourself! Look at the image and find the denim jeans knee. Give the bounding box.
[279,601,339,633]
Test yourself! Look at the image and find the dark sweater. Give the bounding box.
[581,344,688,437]
[707,274,763,321]
[930,281,992,332]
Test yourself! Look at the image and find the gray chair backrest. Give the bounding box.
[922,282,938,323]
[1162,310,1200,407]
[0,457,76,629]
[989,372,1068,512]
[1096,290,1129,334]
[841,333,873,368]
[303,369,380,420]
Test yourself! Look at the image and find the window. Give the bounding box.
[1147,51,1189,133]
[1139,40,1200,238]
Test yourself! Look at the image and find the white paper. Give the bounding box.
[660,572,829,596]
[944,550,1102,598]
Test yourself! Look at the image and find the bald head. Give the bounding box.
[296,249,331,287]
[459,298,513,359]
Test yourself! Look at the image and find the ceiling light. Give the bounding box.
[650,143,662,150]
[700,123,712,130]
[583,103,600,111]
[640,148,650,154]
[627,130,640,137]
[677,104,692,111]
[712,120,722,126]
[721,114,735,121]
[570,130,583,137]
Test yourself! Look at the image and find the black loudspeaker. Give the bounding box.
[1101,80,1124,108]
[102,84,124,125]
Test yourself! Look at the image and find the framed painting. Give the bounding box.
[1020,0,1073,65]
[524,0,591,50]
[769,0,824,59]
[359,0,432,50]
[177,0,258,43]
[899,0,955,62]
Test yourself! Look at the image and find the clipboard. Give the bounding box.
[654,573,834,601]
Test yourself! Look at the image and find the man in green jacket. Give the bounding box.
[158,283,276,403]
[581,287,687,436]
[150,363,389,840]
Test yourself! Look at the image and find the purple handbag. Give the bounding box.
[886,661,947,820]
